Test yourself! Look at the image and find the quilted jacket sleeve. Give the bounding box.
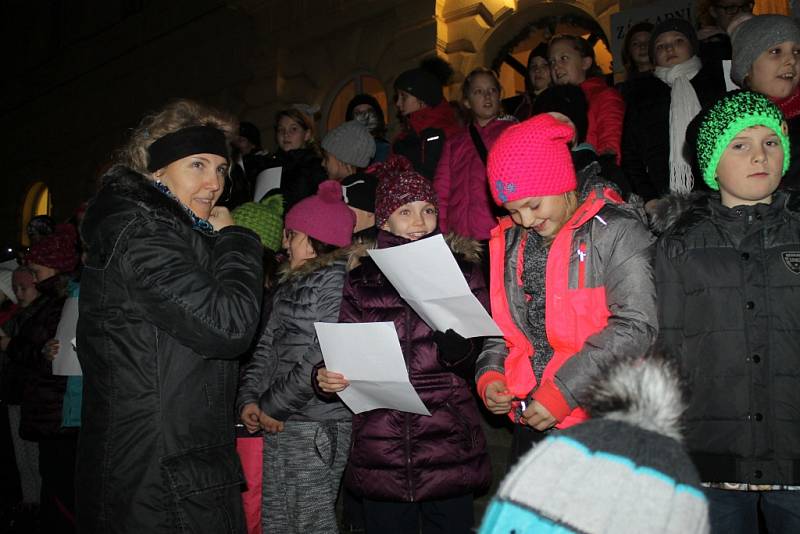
[593,87,625,164]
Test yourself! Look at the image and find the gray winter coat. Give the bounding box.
[237,250,351,421]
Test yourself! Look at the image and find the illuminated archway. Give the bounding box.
[20,181,51,247]
[324,73,388,134]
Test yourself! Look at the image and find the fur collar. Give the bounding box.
[278,246,351,283]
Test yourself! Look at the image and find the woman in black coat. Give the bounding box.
[76,100,264,533]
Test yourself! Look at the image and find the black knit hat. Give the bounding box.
[239,121,262,148]
[346,94,384,122]
[394,68,444,107]
[531,85,589,144]
[649,18,699,64]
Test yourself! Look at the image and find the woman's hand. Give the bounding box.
[317,368,349,393]
[521,400,556,431]
[208,206,234,231]
[258,413,284,433]
[240,403,263,434]
[42,339,60,361]
[484,380,514,414]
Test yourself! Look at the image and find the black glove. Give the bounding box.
[433,329,473,365]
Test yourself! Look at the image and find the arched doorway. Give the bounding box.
[20,181,51,247]
[324,73,388,134]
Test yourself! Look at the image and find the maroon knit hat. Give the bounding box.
[374,156,438,228]
[25,223,79,273]
[284,180,355,247]
[487,113,577,206]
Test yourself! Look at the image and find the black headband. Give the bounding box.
[146,125,229,172]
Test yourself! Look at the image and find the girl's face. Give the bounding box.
[715,125,784,207]
[382,201,437,241]
[322,151,354,181]
[747,40,800,99]
[464,73,501,126]
[653,31,692,68]
[156,153,227,219]
[13,276,39,308]
[276,116,311,152]
[529,56,552,92]
[396,90,425,116]
[27,262,57,284]
[503,194,574,238]
[549,40,591,85]
[283,229,316,269]
[628,31,652,70]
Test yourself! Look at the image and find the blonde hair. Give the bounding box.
[543,190,579,247]
[116,99,237,176]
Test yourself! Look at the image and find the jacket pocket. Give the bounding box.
[160,443,245,533]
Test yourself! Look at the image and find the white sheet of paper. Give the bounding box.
[314,322,430,416]
[53,297,82,376]
[367,234,501,338]
[254,166,282,202]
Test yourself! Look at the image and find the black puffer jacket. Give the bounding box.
[621,64,725,201]
[654,191,800,485]
[76,166,263,533]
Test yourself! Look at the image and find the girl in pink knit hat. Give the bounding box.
[475,113,658,462]
[237,179,357,533]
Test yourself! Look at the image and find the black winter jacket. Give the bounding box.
[76,166,264,533]
[621,64,725,201]
[654,191,800,485]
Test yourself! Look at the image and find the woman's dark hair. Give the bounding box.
[307,236,340,257]
[621,22,654,76]
[548,34,604,79]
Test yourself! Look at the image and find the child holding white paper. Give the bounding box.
[317,159,491,534]
[236,180,356,533]
[475,113,658,462]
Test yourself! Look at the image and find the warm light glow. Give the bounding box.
[20,182,51,247]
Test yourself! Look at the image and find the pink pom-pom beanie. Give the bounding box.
[284,180,355,247]
[487,113,577,206]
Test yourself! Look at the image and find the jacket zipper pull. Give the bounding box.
[577,242,587,289]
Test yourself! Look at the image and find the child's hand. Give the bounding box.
[484,380,513,414]
[240,403,263,434]
[42,339,60,361]
[258,413,284,433]
[208,206,234,231]
[521,400,556,431]
[317,368,349,393]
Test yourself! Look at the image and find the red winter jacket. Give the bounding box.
[434,116,517,240]
[581,77,625,164]
[340,230,491,502]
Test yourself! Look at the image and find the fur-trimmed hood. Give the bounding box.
[278,246,352,282]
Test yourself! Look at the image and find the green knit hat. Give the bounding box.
[691,90,790,191]
[232,195,284,252]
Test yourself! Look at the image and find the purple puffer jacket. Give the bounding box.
[339,230,491,502]
[434,116,517,240]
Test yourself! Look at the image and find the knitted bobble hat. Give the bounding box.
[284,180,355,247]
[689,90,790,190]
[487,113,577,205]
[321,120,377,168]
[731,15,800,87]
[374,159,437,228]
[232,196,284,252]
[394,68,444,107]
[25,223,79,274]
[479,357,711,534]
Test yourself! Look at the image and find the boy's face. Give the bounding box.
[504,194,573,238]
[382,200,437,241]
[13,276,39,308]
[322,151,353,181]
[748,40,800,100]
[716,125,784,208]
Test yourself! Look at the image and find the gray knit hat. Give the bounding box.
[321,120,376,168]
[731,15,800,87]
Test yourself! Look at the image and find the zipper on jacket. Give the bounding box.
[577,241,587,289]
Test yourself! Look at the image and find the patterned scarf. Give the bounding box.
[153,181,215,235]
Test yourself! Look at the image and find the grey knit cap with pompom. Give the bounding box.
[321,120,376,168]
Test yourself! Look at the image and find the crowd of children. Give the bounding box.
[2,11,800,534]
